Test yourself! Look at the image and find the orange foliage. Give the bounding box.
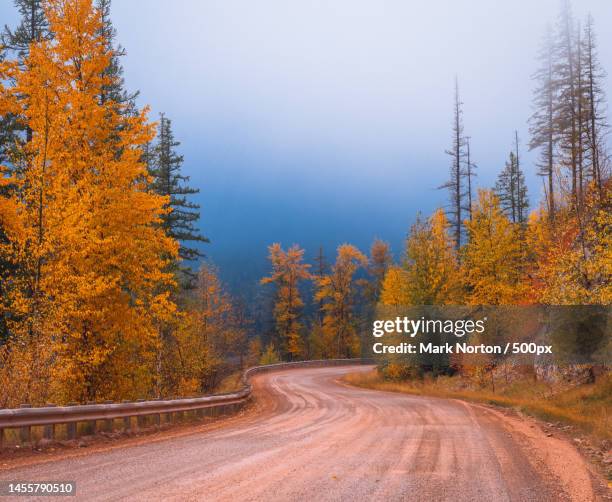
[0,0,177,404]
[261,243,311,359]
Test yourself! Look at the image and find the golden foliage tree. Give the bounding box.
[462,190,527,305]
[261,243,311,360]
[365,239,392,304]
[0,0,177,404]
[379,266,411,307]
[403,209,462,305]
[527,182,611,304]
[314,244,367,358]
[163,263,245,395]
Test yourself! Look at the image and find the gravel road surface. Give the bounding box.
[0,365,599,501]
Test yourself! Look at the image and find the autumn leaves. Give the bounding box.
[0,0,176,404]
[261,243,370,361]
[260,175,610,367]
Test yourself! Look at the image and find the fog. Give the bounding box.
[2,0,611,288]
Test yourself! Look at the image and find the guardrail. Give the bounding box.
[0,358,370,448]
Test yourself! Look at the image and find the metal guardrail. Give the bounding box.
[0,358,369,446]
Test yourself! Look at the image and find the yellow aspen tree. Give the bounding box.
[403,209,462,304]
[261,243,311,360]
[0,0,178,403]
[527,182,611,304]
[168,263,235,395]
[379,266,411,307]
[314,244,368,358]
[462,190,527,305]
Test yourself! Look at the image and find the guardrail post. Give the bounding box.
[136,399,145,429]
[43,404,56,440]
[87,401,97,434]
[154,399,161,427]
[66,402,78,440]
[122,400,131,431]
[19,404,32,443]
[104,401,113,431]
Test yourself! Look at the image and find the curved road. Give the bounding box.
[0,366,599,501]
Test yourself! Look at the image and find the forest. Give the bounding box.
[0,0,610,409]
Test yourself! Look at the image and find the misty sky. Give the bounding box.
[2,0,611,289]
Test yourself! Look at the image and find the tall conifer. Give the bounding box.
[149,113,208,273]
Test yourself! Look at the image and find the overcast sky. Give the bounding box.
[2,0,611,287]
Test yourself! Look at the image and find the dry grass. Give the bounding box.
[214,371,243,394]
[344,369,612,441]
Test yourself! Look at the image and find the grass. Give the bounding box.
[214,371,244,394]
[343,369,612,441]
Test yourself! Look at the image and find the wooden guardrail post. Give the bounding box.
[87,402,97,434]
[122,400,131,431]
[154,399,161,427]
[43,404,56,440]
[19,404,32,443]
[136,399,145,429]
[175,397,183,422]
[66,402,78,439]
[104,401,113,431]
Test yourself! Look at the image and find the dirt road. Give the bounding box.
[0,365,600,501]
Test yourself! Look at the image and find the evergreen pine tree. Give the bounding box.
[95,0,138,113]
[2,0,51,147]
[495,134,529,224]
[581,15,608,192]
[554,0,579,204]
[1,0,50,63]
[529,26,557,221]
[1,0,51,342]
[439,77,468,249]
[465,136,477,221]
[313,246,327,326]
[149,113,208,271]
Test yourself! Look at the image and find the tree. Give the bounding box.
[465,137,477,220]
[163,262,244,395]
[495,135,529,224]
[261,243,311,360]
[95,0,138,112]
[314,244,367,358]
[403,209,462,304]
[462,190,527,305]
[2,0,51,147]
[581,15,608,193]
[554,0,580,205]
[439,77,468,249]
[527,182,611,305]
[149,113,208,274]
[313,246,328,326]
[529,26,557,222]
[366,239,392,304]
[0,45,21,166]
[379,266,410,307]
[0,0,178,404]
[1,0,50,63]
